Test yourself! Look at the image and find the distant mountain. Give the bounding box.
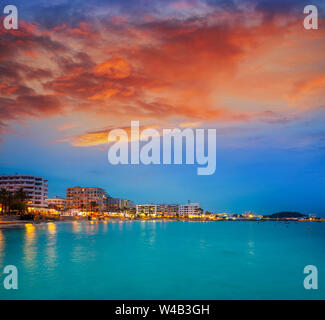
[264,211,308,218]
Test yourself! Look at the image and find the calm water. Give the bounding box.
[0,221,324,300]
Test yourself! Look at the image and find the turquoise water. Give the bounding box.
[0,221,324,300]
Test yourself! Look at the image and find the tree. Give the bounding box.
[122,206,129,214]
[13,188,28,215]
[90,201,98,212]
[129,207,137,217]
[11,201,27,215]
[0,188,9,214]
[14,188,28,203]
[0,188,29,215]
[6,192,13,215]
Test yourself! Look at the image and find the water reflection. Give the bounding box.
[85,221,99,235]
[71,222,98,263]
[47,222,56,236]
[23,224,37,270]
[139,221,157,247]
[45,223,57,270]
[118,221,124,233]
[248,240,255,256]
[199,239,208,250]
[72,221,82,234]
[0,229,4,265]
[102,221,108,233]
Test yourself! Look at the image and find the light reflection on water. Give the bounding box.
[102,220,108,233]
[45,223,57,270]
[72,221,81,234]
[248,240,255,256]
[139,220,157,247]
[0,229,4,265]
[23,223,37,270]
[85,221,99,235]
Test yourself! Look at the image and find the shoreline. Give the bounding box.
[1,216,324,230]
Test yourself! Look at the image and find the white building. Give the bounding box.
[0,174,48,208]
[156,204,179,215]
[178,203,201,216]
[136,204,157,215]
[47,196,66,211]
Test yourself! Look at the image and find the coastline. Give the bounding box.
[1,215,324,230]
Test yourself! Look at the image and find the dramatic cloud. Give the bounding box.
[1,1,325,143]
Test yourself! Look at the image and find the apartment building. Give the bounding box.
[136,204,157,215]
[157,204,179,215]
[105,197,135,212]
[178,203,201,216]
[47,196,66,211]
[0,174,48,208]
[66,187,108,212]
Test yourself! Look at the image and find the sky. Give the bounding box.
[0,0,325,215]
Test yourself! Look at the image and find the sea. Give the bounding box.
[0,220,324,299]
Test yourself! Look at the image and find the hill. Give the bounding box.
[264,211,308,219]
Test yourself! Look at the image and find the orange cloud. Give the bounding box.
[94,57,132,79]
[64,124,162,147]
[179,121,202,128]
[291,75,325,100]
[1,11,325,142]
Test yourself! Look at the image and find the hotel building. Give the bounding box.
[66,187,108,212]
[137,203,204,217]
[178,203,201,216]
[157,204,179,215]
[106,197,135,212]
[47,196,67,211]
[0,174,48,208]
[136,204,157,215]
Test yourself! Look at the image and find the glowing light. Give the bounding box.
[25,223,35,233]
[47,222,56,235]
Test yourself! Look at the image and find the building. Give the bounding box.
[47,196,66,211]
[136,204,157,216]
[178,203,201,216]
[105,197,135,212]
[0,174,48,208]
[66,187,108,212]
[157,204,179,216]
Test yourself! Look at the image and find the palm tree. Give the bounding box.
[0,189,15,215]
[14,188,28,203]
[11,200,27,215]
[122,206,128,214]
[12,188,28,215]
[129,207,137,218]
[7,192,13,215]
[90,201,98,212]
[0,188,30,216]
[0,188,9,214]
